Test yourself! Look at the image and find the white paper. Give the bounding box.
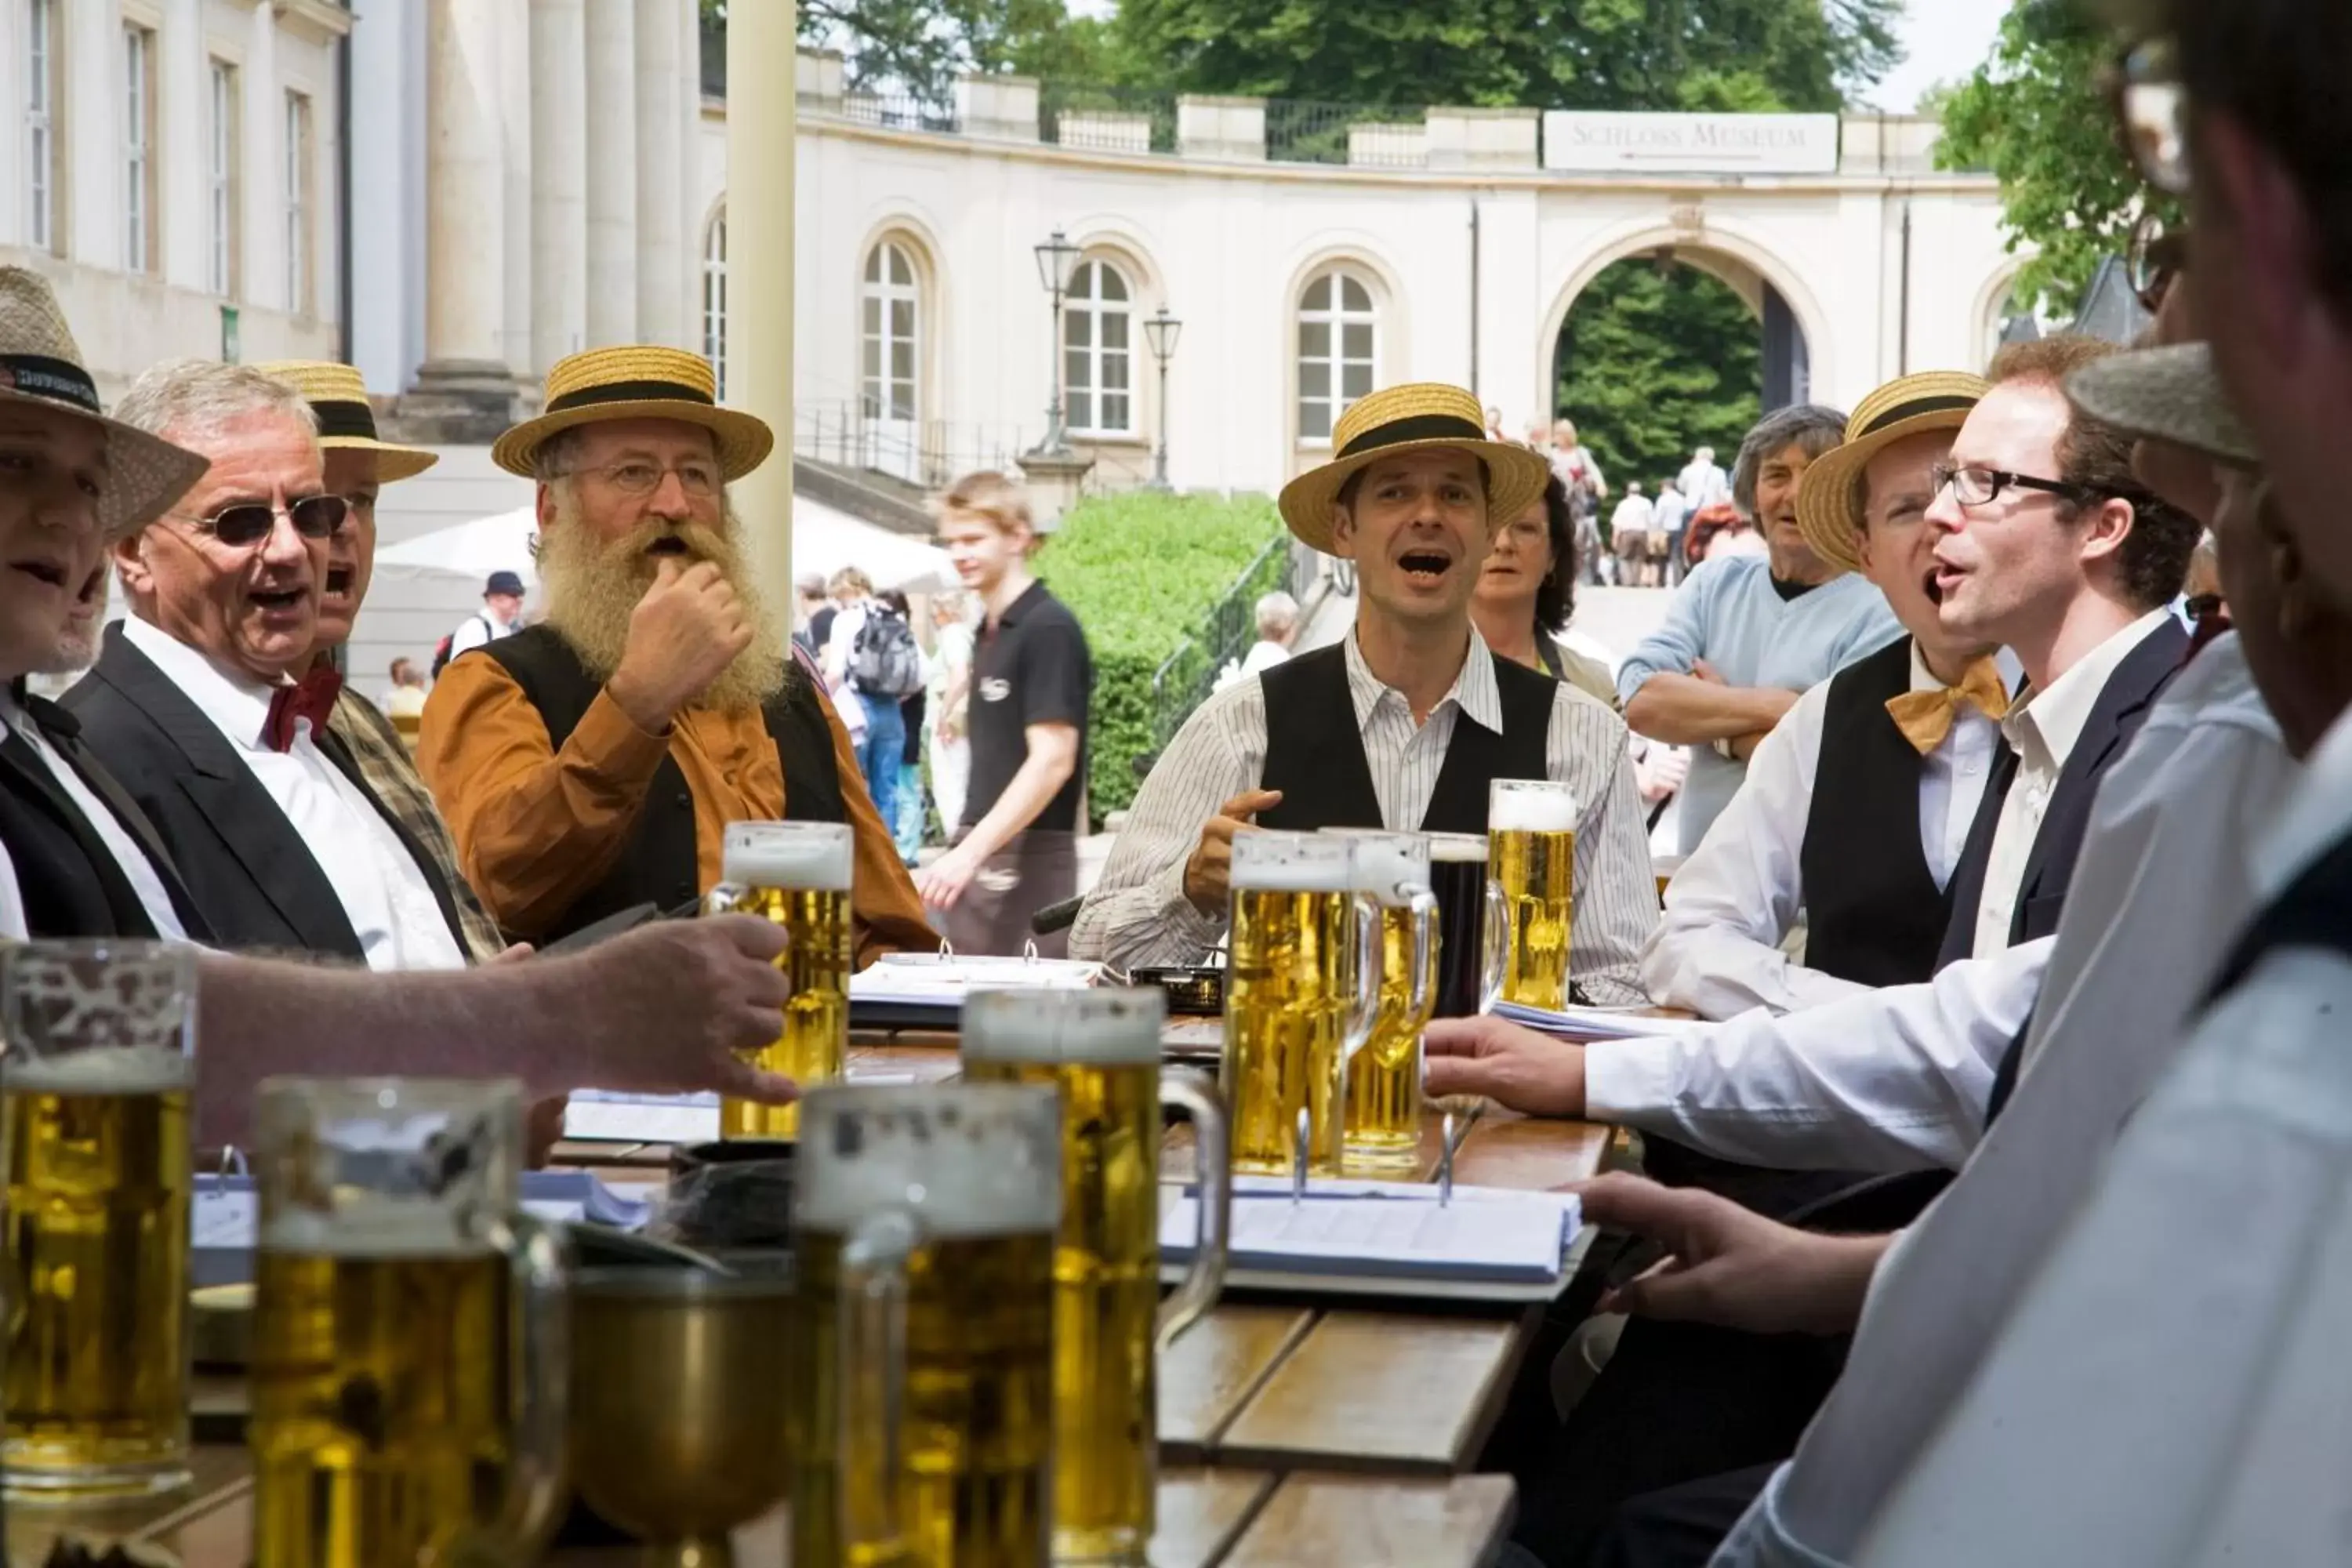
[1490,1001,1711,1043]
[850,956,1102,1007]
[1160,1185,1576,1284]
[561,1089,720,1145]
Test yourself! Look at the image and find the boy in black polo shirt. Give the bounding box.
[914,472,1092,955]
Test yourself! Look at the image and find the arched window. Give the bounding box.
[861,239,921,424]
[1063,259,1133,437]
[1297,269,1377,445]
[702,210,727,397]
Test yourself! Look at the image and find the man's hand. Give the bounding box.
[1181,789,1283,914]
[1727,731,1769,763]
[1576,1173,1889,1337]
[555,916,798,1105]
[916,844,982,910]
[1691,657,1728,686]
[1422,1015,1587,1118]
[606,558,754,733]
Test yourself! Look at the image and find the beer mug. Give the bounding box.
[1320,831,1440,1171]
[1427,833,1512,1019]
[1223,832,1379,1177]
[703,819,855,1138]
[2,940,196,1499]
[788,1083,1060,1568]
[960,989,1232,1563]
[1489,779,1579,1011]
[249,1078,568,1568]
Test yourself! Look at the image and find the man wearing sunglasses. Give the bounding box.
[64,360,483,970]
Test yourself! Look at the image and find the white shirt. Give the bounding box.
[1611,494,1655,535]
[1642,641,2002,1020]
[1970,608,2171,959]
[122,619,466,972]
[1070,626,1661,1003]
[1679,458,1730,511]
[446,606,517,659]
[1707,633,2292,1568]
[1237,639,1292,677]
[0,691,188,941]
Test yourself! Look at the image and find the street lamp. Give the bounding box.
[1142,305,1183,492]
[1029,228,1083,457]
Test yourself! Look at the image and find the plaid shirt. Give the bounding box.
[328,688,506,963]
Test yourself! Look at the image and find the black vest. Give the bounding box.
[475,630,848,939]
[1798,637,1956,989]
[1257,643,1555,833]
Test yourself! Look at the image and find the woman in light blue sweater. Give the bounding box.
[1617,405,1904,851]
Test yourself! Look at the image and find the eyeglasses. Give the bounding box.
[2108,38,2189,195]
[563,459,722,499]
[1930,463,2100,510]
[2127,211,2189,314]
[169,494,349,547]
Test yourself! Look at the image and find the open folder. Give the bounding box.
[1490,1001,1711,1042]
[1160,1178,1581,1289]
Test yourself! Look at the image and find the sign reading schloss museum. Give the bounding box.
[1541,112,1839,176]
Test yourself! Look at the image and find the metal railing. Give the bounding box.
[1148,531,1294,747]
[793,401,1030,494]
[837,92,960,135]
[1265,100,1426,167]
[1040,83,1178,154]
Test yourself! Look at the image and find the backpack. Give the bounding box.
[848,606,924,698]
[431,614,489,679]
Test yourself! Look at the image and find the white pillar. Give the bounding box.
[242,0,282,314]
[346,0,426,393]
[405,0,517,437]
[499,0,533,383]
[583,0,638,345]
[728,1,795,614]
[530,0,588,376]
[679,0,704,358]
[633,0,687,348]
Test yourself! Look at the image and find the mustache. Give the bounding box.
[608,517,735,564]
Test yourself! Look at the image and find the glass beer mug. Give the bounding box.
[788,1082,1061,1568]
[703,819,855,1139]
[1319,831,1441,1172]
[248,1078,568,1568]
[2,940,197,1499]
[1489,779,1579,1011]
[1425,833,1512,1019]
[1223,832,1379,1176]
[960,988,1232,1563]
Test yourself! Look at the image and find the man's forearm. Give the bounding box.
[1624,673,1795,745]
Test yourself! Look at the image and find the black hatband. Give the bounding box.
[0,354,100,415]
[310,398,380,441]
[1857,394,1976,437]
[545,378,716,415]
[1336,412,1486,460]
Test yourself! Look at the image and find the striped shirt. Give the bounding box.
[1070,627,1660,1002]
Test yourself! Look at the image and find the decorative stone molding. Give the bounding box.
[958,74,1042,143]
[1425,107,1541,172]
[1178,96,1267,162]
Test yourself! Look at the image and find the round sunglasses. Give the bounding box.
[169,494,350,548]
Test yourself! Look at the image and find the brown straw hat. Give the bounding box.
[2063,342,2256,467]
[1796,370,1989,574]
[1276,383,1554,552]
[492,345,773,481]
[255,360,438,482]
[0,267,209,537]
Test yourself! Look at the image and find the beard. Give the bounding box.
[536,495,788,714]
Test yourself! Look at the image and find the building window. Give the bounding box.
[860,240,919,424]
[1062,260,1133,437]
[1296,270,1377,445]
[125,25,157,273]
[702,210,727,398]
[284,92,312,314]
[207,60,238,297]
[26,0,60,254]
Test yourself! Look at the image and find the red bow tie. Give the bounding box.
[263,669,344,752]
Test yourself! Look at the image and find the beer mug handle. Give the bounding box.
[488,1214,571,1553]
[1344,891,1380,1062]
[1479,879,1512,1014]
[702,880,746,916]
[1405,885,1439,1022]
[839,1210,921,1555]
[1156,1066,1230,1352]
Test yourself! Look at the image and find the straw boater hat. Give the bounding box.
[2063,342,2257,468]
[255,360,438,482]
[0,267,209,537]
[492,345,774,481]
[1795,370,1990,574]
[1276,383,1554,553]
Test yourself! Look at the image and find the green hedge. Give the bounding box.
[1036,491,1287,826]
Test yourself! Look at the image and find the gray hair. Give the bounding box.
[532,427,588,483]
[1254,590,1300,640]
[114,359,318,448]
[1730,405,1848,517]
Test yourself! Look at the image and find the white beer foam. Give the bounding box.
[797,1084,1061,1238]
[1229,833,1352,893]
[5,1044,192,1094]
[961,988,1164,1065]
[1489,784,1579,833]
[1338,834,1429,902]
[722,823,854,891]
[1428,833,1489,864]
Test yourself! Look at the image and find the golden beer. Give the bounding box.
[788,1083,1060,1568]
[706,820,855,1139]
[962,989,1230,1563]
[1490,780,1578,1011]
[1320,833,1439,1173]
[1224,833,1377,1177]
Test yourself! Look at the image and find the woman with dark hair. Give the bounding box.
[878,589,927,863]
[1472,474,1619,709]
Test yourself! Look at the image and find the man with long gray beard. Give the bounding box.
[418,347,932,956]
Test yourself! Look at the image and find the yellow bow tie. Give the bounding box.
[1883,658,2011,756]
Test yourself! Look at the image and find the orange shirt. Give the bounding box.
[416,656,936,968]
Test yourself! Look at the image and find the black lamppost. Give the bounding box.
[1142,306,1182,492]
[1028,228,1083,457]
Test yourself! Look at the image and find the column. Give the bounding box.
[345,0,423,392]
[632,0,687,348]
[243,0,281,313]
[727,0,796,614]
[530,0,589,376]
[499,0,533,383]
[404,0,517,438]
[583,0,638,345]
[679,0,704,361]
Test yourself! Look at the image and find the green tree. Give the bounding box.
[704,0,1127,106]
[1936,0,2180,315]
[1555,260,1762,499]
